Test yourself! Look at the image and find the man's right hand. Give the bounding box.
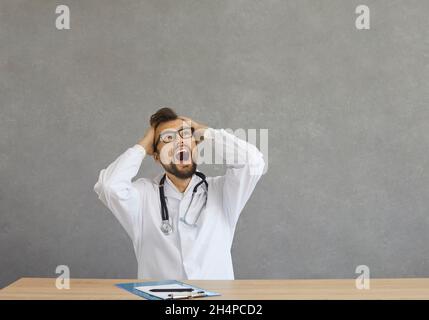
[138,126,155,155]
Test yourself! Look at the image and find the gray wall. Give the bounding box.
[1,0,428,288]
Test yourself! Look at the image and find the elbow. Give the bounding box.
[94,169,134,201]
[94,170,104,196]
[248,152,265,176]
[96,179,132,201]
[259,154,266,169]
[94,169,115,196]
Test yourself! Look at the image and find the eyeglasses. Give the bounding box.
[155,127,195,146]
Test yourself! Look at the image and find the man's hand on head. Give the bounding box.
[138,126,156,155]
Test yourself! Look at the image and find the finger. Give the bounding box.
[178,116,193,127]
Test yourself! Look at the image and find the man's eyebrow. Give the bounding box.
[161,125,192,132]
[160,129,176,133]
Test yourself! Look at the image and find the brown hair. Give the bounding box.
[150,107,178,129]
[150,107,178,152]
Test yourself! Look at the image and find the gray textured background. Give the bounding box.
[1,0,428,288]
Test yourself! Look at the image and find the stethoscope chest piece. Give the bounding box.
[160,220,173,235]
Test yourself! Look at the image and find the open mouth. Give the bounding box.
[174,147,191,163]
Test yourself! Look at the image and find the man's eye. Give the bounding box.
[182,129,193,138]
[162,133,175,142]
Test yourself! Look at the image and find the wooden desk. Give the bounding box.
[1,277,428,300]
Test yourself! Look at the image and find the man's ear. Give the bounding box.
[153,152,160,162]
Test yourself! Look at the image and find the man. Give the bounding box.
[94,107,265,280]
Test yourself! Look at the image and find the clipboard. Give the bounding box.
[116,280,221,300]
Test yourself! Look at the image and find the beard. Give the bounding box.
[162,161,197,179]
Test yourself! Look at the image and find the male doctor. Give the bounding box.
[94,107,265,280]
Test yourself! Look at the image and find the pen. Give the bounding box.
[150,288,194,292]
[167,291,206,300]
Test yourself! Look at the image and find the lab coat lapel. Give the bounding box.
[153,171,210,278]
[176,174,210,278]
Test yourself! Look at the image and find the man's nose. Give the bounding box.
[174,135,185,148]
[175,135,190,148]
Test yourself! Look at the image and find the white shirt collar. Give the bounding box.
[154,170,206,200]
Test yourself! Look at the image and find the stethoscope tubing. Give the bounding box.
[159,172,208,235]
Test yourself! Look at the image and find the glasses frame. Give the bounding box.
[154,126,195,149]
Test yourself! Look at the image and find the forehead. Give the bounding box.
[155,119,191,136]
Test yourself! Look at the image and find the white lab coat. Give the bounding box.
[94,128,265,280]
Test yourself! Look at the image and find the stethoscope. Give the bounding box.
[159,172,208,235]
